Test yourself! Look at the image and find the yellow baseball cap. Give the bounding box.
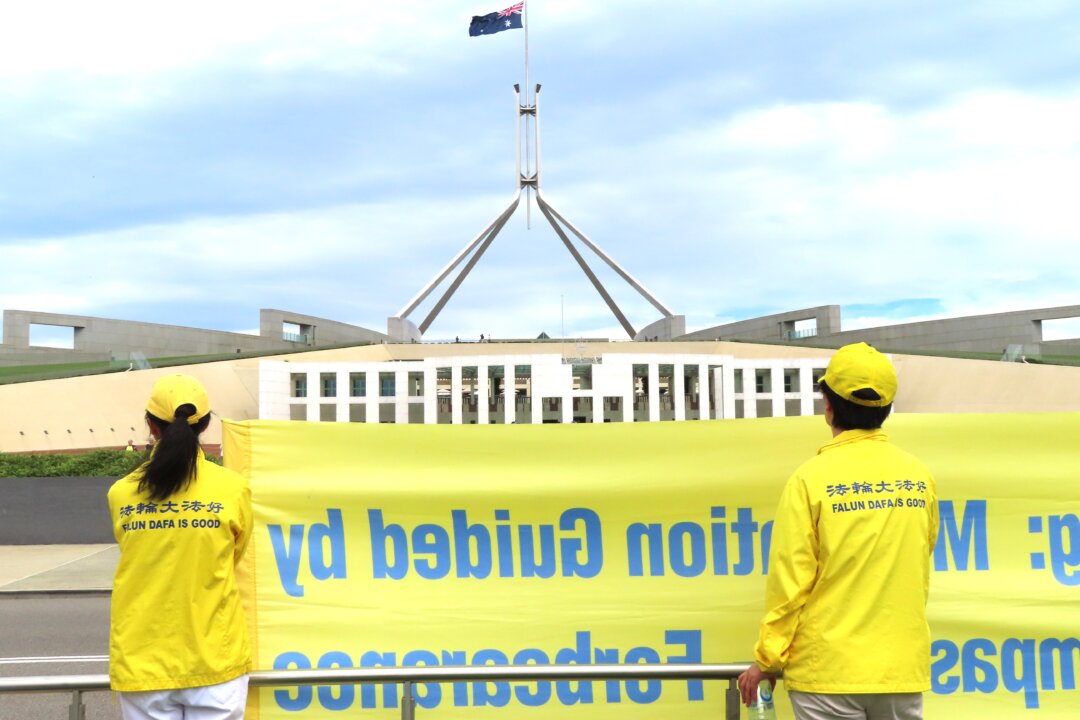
[820,342,897,407]
[146,374,211,424]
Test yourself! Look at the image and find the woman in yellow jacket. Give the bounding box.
[739,343,938,720]
[108,374,252,719]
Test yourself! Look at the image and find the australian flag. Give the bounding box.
[469,2,524,36]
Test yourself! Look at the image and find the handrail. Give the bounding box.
[0,662,756,720]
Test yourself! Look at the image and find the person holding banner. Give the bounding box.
[738,343,938,720]
[107,374,252,719]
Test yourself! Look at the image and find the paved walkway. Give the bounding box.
[0,545,116,594]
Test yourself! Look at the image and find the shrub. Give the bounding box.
[0,449,147,478]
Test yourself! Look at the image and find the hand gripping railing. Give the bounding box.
[0,662,756,720]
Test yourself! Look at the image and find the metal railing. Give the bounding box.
[0,662,755,720]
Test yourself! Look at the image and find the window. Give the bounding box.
[291,373,307,398]
[755,369,771,394]
[350,373,367,397]
[29,324,75,349]
[784,369,800,393]
[320,373,337,398]
[379,372,396,397]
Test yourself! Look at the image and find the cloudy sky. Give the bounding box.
[3,0,1080,345]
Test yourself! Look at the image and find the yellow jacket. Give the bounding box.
[108,454,252,691]
[755,429,938,693]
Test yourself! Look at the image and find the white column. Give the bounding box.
[800,362,816,416]
[714,366,728,419]
[531,394,542,425]
[306,370,318,421]
[336,370,349,422]
[424,367,437,424]
[648,362,660,422]
[698,362,710,420]
[502,365,514,424]
[742,365,758,418]
[770,363,785,418]
[395,370,409,424]
[674,362,686,421]
[451,364,463,425]
[477,364,490,424]
[365,370,378,423]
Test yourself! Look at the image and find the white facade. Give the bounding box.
[260,353,829,424]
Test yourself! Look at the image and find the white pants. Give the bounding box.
[118,675,249,720]
[789,691,923,720]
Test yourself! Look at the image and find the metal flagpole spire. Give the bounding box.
[387,1,684,343]
[523,0,531,228]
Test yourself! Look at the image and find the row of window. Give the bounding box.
[291,367,826,399]
[292,373,392,399]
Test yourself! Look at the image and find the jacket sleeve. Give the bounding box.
[107,488,123,545]
[233,482,253,566]
[754,472,819,672]
[926,472,939,552]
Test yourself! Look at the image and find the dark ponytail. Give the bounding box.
[138,404,211,501]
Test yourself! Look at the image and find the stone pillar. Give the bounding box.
[800,363,816,416]
[477,364,490,425]
[452,365,463,425]
[424,367,437,424]
[673,362,686,421]
[648,362,660,422]
[698,362,710,420]
[366,370,379,423]
[395,370,409,424]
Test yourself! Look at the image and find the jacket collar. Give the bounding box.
[818,427,888,454]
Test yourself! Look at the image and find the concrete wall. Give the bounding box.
[0,308,388,367]
[634,315,687,341]
[680,304,1080,356]
[0,477,115,544]
[795,305,1080,355]
[1,309,297,364]
[680,306,841,343]
[260,309,388,345]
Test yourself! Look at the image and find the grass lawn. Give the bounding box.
[0,343,372,385]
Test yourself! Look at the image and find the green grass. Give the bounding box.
[0,359,122,379]
[0,342,375,385]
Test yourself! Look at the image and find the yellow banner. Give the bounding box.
[222,414,1080,719]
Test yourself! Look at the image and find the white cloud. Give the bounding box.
[4,1,1080,341]
[549,86,1080,327]
[0,2,460,80]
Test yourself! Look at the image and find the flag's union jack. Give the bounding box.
[469,2,524,37]
[498,2,524,18]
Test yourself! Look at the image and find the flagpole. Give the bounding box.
[523,0,532,229]
[524,0,530,107]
